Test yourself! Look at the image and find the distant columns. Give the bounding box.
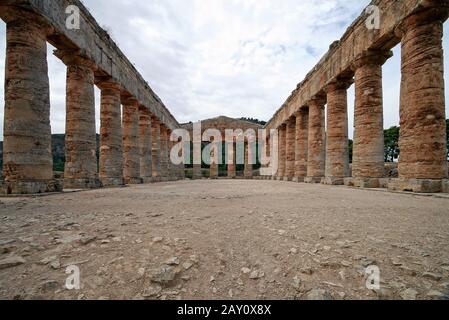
[396,9,448,188]
[277,124,286,179]
[2,16,56,194]
[352,50,391,187]
[122,99,141,184]
[97,80,123,187]
[294,108,309,182]
[58,51,99,190]
[151,117,161,180]
[139,107,153,183]
[305,97,326,183]
[285,117,296,180]
[324,80,351,185]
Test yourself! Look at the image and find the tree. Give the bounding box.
[384,126,400,162]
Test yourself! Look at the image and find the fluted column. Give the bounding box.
[294,108,308,182]
[277,124,286,179]
[324,80,351,185]
[352,50,391,188]
[305,97,326,183]
[159,125,169,180]
[192,132,202,180]
[2,15,58,194]
[151,117,161,181]
[139,107,152,183]
[122,99,141,184]
[285,117,296,180]
[392,6,448,193]
[227,139,236,178]
[98,80,123,187]
[57,51,99,190]
[244,139,254,179]
[167,129,175,180]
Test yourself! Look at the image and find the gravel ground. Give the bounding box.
[0,179,448,300]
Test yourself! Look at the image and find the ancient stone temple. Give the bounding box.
[0,0,448,194]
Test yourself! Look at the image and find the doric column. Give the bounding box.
[2,15,58,194]
[56,50,99,190]
[122,98,141,184]
[192,131,202,180]
[294,108,309,182]
[244,139,254,179]
[285,117,296,180]
[151,117,161,181]
[227,139,236,178]
[324,79,351,185]
[139,107,153,183]
[277,124,286,179]
[351,50,391,188]
[159,124,169,180]
[305,97,326,183]
[392,6,448,193]
[97,80,123,187]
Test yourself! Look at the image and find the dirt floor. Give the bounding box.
[0,179,448,300]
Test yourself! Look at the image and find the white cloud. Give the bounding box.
[0,0,448,141]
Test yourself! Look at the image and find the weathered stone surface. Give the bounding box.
[151,118,161,179]
[285,117,296,179]
[139,107,153,180]
[0,255,26,270]
[123,100,142,184]
[58,52,99,190]
[277,125,286,178]
[159,125,169,180]
[306,98,326,180]
[352,51,390,179]
[294,108,308,179]
[398,11,448,181]
[388,179,443,193]
[98,81,124,187]
[325,80,350,180]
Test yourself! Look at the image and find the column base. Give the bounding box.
[1,179,64,195]
[442,180,449,193]
[124,178,143,185]
[64,178,101,190]
[283,177,293,182]
[159,177,169,182]
[388,178,443,193]
[305,177,323,184]
[349,177,383,189]
[100,177,124,187]
[244,176,254,180]
[321,177,345,185]
[142,177,154,184]
[292,177,305,183]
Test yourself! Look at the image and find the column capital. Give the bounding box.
[325,76,353,92]
[351,50,392,70]
[307,95,326,109]
[395,3,449,37]
[96,77,122,91]
[122,96,140,107]
[54,50,97,70]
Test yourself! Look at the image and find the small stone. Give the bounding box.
[210,276,215,282]
[426,290,448,299]
[150,266,179,286]
[422,272,442,281]
[153,237,163,243]
[306,289,333,300]
[228,289,234,298]
[142,286,162,298]
[50,260,61,270]
[289,248,298,254]
[340,260,352,267]
[79,236,96,245]
[165,257,180,266]
[182,262,193,270]
[0,255,26,270]
[40,280,60,292]
[292,276,302,290]
[39,255,57,265]
[400,288,419,300]
[250,270,264,280]
[241,267,251,274]
[138,267,146,277]
[300,267,314,275]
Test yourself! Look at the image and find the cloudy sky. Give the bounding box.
[0,0,449,139]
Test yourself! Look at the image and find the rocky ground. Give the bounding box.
[0,179,448,300]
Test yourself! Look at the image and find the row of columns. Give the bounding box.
[271,10,448,191]
[1,14,183,194]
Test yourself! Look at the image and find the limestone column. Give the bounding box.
[227,139,236,178]
[277,124,286,179]
[285,117,296,180]
[352,50,391,187]
[151,117,161,181]
[97,80,123,187]
[324,80,351,185]
[306,97,326,183]
[122,99,141,184]
[244,140,254,179]
[159,125,169,180]
[294,108,309,182]
[56,50,99,190]
[139,107,152,183]
[167,129,174,180]
[395,7,448,192]
[192,133,202,180]
[2,16,56,194]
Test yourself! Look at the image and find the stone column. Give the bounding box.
[277,124,286,179]
[285,117,296,180]
[2,16,58,194]
[122,99,141,184]
[352,50,391,188]
[227,139,236,178]
[391,7,449,193]
[159,125,169,180]
[192,132,202,179]
[97,80,123,187]
[305,97,326,183]
[57,51,99,190]
[323,80,351,185]
[139,107,152,183]
[151,117,161,181]
[167,130,174,180]
[294,108,309,182]
[244,140,254,179]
